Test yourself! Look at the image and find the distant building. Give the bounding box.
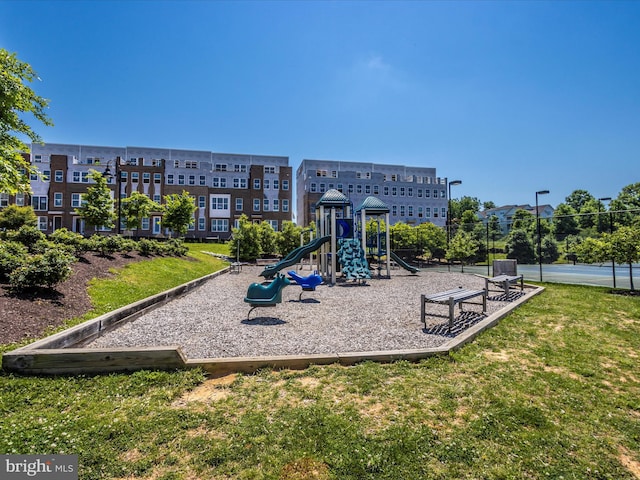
[0,143,292,240]
[296,159,449,227]
[478,204,555,234]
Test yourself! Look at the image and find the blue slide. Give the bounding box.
[260,235,331,278]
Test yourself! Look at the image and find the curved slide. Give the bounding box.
[260,235,331,278]
[389,251,420,274]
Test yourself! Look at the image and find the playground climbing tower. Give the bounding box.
[314,189,353,285]
[356,196,391,278]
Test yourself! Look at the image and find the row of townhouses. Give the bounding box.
[1,143,457,240]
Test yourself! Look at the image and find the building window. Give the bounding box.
[408,187,413,197]
[264,179,270,190]
[143,172,150,184]
[408,206,414,217]
[234,164,247,173]
[253,199,260,211]
[141,217,150,230]
[131,172,139,183]
[442,207,447,217]
[425,189,430,198]
[310,183,317,193]
[178,174,185,185]
[268,220,278,231]
[263,198,269,211]
[418,189,423,198]
[282,180,289,190]
[153,194,161,203]
[54,170,63,182]
[392,187,397,196]
[211,219,229,232]
[348,184,354,194]
[38,216,47,231]
[441,190,446,198]
[253,179,261,189]
[273,199,279,211]
[418,207,423,218]
[198,196,206,208]
[433,189,438,198]
[400,205,405,216]
[54,192,63,208]
[72,193,83,208]
[198,217,206,231]
[319,183,326,193]
[215,163,227,172]
[188,175,195,186]
[316,169,327,177]
[400,187,405,196]
[72,171,80,182]
[264,166,276,174]
[282,199,289,212]
[167,174,174,185]
[31,195,47,211]
[211,197,229,210]
[392,205,397,216]
[273,179,279,190]
[426,207,431,218]
[365,185,371,194]
[337,183,343,192]
[186,161,198,169]
[15,193,25,206]
[356,184,362,194]
[235,198,243,211]
[383,186,389,196]
[373,185,379,195]
[199,175,206,186]
[34,154,42,162]
[154,173,162,184]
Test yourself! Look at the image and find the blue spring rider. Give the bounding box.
[287,270,323,301]
[243,273,290,319]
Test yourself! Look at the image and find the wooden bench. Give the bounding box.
[484,274,523,295]
[421,287,487,332]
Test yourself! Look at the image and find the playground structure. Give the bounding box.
[287,270,323,301]
[244,191,420,314]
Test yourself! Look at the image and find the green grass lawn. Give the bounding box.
[1,245,639,479]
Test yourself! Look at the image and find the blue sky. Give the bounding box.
[2,0,639,209]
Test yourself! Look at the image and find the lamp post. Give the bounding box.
[103,157,123,234]
[598,197,616,288]
[536,190,549,282]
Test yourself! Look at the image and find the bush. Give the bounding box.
[137,238,156,256]
[50,228,91,256]
[0,205,37,230]
[0,241,28,281]
[6,225,46,252]
[9,249,75,290]
[165,238,188,256]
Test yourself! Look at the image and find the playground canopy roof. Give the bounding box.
[315,188,350,207]
[355,196,390,215]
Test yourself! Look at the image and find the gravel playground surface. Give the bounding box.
[88,266,521,359]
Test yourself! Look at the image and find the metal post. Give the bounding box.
[599,197,616,288]
[447,180,462,272]
[536,190,549,282]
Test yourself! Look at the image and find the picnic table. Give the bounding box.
[484,274,523,295]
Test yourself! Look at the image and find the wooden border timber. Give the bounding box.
[2,271,544,376]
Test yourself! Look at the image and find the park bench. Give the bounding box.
[421,287,487,332]
[484,274,523,295]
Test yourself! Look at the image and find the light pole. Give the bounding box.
[104,157,123,234]
[536,190,549,282]
[447,180,462,272]
[598,197,616,288]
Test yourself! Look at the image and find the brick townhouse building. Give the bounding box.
[0,143,292,240]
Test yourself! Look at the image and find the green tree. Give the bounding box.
[277,221,302,257]
[0,49,53,194]
[552,203,579,238]
[445,230,479,272]
[258,221,277,257]
[483,200,496,210]
[389,222,414,250]
[505,229,536,264]
[450,196,481,220]
[229,214,262,262]
[488,215,502,240]
[0,204,37,230]
[120,191,159,235]
[540,235,560,264]
[511,209,535,232]
[416,222,446,261]
[611,182,640,227]
[161,191,196,238]
[565,189,594,212]
[74,170,115,231]
[607,225,640,291]
[460,210,479,233]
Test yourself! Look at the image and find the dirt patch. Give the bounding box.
[0,253,146,345]
[618,446,640,479]
[172,374,238,406]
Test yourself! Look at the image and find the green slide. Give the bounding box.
[260,235,331,278]
[389,251,419,274]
